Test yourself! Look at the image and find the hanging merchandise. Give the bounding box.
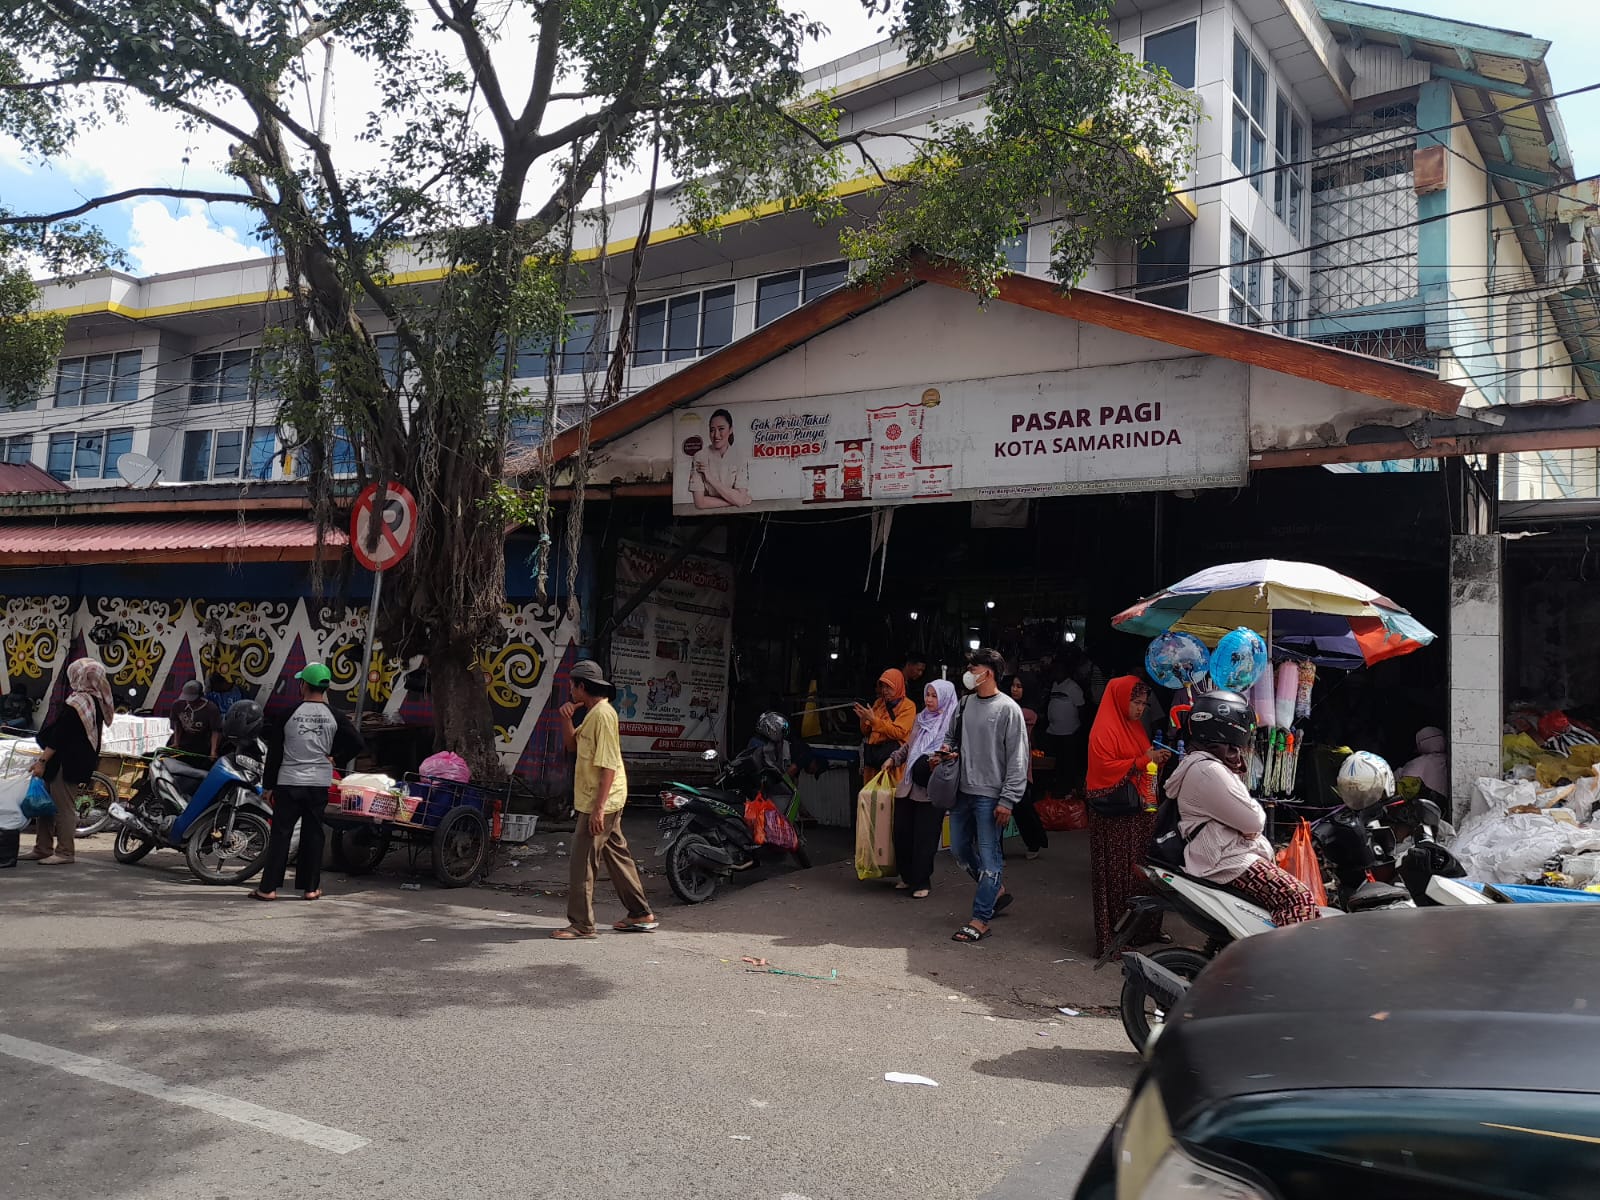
[1295,661,1317,721]
[1212,626,1269,692]
[1251,668,1276,729]
[1145,631,1211,690]
[1275,661,1298,732]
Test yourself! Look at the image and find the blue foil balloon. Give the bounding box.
[1145,631,1210,689]
[1213,626,1269,692]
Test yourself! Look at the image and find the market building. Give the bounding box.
[3,0,1600,806]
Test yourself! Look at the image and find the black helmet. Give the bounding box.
[756,711,789,745]
[221,700,264,740]
[1186,689,1253,749]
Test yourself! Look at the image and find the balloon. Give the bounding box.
[1213,626,1269,692]
[1145,631,1210,689]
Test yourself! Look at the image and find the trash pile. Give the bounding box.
[1502,707,1600,788]
[1450,774,1600,886]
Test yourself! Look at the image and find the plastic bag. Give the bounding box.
[744,797,799,852]
[419,751,470,783]
[1036,794,1088,832]
[21,776,55,821]
[0,774,28,832]
[855,768,897,880]
[1275,818,1328,907]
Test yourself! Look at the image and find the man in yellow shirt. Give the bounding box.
[551,659,658,939]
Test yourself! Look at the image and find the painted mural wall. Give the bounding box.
[0,590,578,786]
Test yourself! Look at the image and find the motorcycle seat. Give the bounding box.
[166,760,211,782]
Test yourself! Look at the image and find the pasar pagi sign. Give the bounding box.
[671,357,1250,515]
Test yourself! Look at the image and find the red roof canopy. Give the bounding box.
[0,463,70,495]
[0,517,347,564]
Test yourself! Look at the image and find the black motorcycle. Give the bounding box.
[1313,793,1462,909]
[657,744,810,904]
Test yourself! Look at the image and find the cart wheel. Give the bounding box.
[431,806,489,888]
[331,826,392,875]
[74,772,118,838]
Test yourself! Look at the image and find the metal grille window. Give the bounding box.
[1229,224,1264,326]
[1271,269,1303,337]
[1,434,31,465]
[1274,93,1306,236]
[1231,37,1268,192]
[1135,226,1192,311]
[632,285,737,367]
[53,350,142,409]
[1144,21,1196,89]
[180,427,276,481]
[46,427,133,481]
[189,348,257,405]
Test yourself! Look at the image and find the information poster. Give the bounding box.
[610,539,734,759]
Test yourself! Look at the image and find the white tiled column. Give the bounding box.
[1449,535,1503,807]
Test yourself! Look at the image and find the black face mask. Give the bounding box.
[1206,743,1247,773]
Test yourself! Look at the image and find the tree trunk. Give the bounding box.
[428,634,504,782]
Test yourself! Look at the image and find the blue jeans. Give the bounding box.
[948,791,1004,922]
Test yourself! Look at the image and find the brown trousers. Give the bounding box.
[567,808,651,935]
[33,774,77,860]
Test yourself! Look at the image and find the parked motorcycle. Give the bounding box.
[656,713,810,904]
[108,702,280,885]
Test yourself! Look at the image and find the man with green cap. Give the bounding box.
[251,662,364,901]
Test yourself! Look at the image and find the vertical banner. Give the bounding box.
[611,539,734,759]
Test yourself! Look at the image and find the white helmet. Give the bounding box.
[1336,751,1395,812]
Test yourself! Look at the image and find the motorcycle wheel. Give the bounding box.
[666,833,719,904]
[113,825,156,864]
[331,826,392,875]
[792,843,812,870]
[185,808,272,885]
[74,772,118,838]
[1120,946,1210,1051]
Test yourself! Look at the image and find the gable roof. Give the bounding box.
[550,257,1464,463]
[0,462,71,496]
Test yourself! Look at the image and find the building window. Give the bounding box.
[53,350,142,409]
[633,285,737,368]
[190,348,258,405]
[1135,226,1192,311]
[1273,93,1306,236]
[180,426,276,481]
[331,426,357,476]
[1271,270,1303,337]
[756,262,850,328]
[46,427,133,481]
[1231,37,1268,192]
[1,434,31,465]
[1229,224,1264,326]
[1001,232,1029,274]
[374,333,409,389]
[559,311,609,376]
[1144,21,1197,90]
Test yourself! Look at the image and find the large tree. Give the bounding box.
[1,0,1192,773]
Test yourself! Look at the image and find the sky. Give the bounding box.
[0,0,1595,279]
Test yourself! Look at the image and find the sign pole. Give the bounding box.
[349,480,417,728]
[354,567,383,725]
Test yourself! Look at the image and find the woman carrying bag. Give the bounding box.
[855,668,915,783]
[25,658,114,865]
[889,679,958,898]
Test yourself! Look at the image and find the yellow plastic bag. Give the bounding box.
[855,768,897,880]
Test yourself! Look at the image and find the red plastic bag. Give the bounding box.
[744,797,800,852]
[1036,794,1089,832]
[1275,818,1328,907]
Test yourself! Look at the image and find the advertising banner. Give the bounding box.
[610,539,734,758]
[671,358,1250,515]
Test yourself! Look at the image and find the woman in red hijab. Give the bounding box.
[1085,676,1172,956]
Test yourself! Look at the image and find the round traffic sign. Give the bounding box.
[350,481,418,572]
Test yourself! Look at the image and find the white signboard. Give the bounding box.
[671,358,1250,514]
[610,539,734,759]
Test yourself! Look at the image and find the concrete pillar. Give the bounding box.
[1449,534,1502,809]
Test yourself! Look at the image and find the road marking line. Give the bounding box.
[0,1034,368,1154]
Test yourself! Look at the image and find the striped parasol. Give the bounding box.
[1112,559,1435,669]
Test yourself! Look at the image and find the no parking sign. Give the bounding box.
[350,482,418,572]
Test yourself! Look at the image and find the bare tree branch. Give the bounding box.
[0,187,261,226]
[518,0,565,132]
[427,0,515,141]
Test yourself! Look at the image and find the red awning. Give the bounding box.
[0,518,348,565]
[0,463,70,495]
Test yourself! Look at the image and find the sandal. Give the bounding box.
[993,892,1015,915]
[893,882,910,891]
[247,890,277,901]
[303,890,323,902]
[911,889,930,899]
[612,916,659,932]
[550,927,598,940]
[952,923,991,943]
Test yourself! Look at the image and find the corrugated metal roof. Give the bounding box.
[0,463,71,495]
[0,518,348,564]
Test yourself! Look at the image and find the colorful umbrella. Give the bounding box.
[1112,559,1435,669]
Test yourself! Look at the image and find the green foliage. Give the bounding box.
[0,264,64,411]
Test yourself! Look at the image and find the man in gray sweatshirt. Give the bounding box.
[945,647,1031,942]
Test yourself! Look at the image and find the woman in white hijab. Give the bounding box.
[890,678,959,898]
[26,659,114,864]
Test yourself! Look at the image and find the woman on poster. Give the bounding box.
[688,409,752,509]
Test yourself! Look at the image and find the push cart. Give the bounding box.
[325,774,498,887]
[0,732,124,838]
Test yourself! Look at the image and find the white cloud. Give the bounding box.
[125,199,268,274]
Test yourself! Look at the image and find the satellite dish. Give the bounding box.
[116,452,161,489]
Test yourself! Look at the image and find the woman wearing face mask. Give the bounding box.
[688,408,752,509]
[1167,690,1318,928]
[1085,676,1172,956]
[889,679,958,898]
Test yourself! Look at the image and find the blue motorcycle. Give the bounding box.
[109,701,280,885]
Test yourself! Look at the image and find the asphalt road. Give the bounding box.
[0,846,1137,1200]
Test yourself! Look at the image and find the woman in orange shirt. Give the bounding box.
[855,668,916,782]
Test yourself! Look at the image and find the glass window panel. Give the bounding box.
[666,294,700,362]
[47,434,73,480]
[559,311,608,376]
[105,428,133,475]
[80,354,113,406]
[1250,131,1265,178]
[247,428,276,479]
[514,334,551,380]
[700,287,735,353]
[1142,284,1189,312]
[1290,177,1304,235]
[112,351,142,404]
[1276,94,1290,156]
[1000,234,1028,274]
[213,429,244,478]
[2,435,30,465]
[804,261,850,301]
[1144,22,1196,90]
[74,432,103,479]
[1286,282,1303,337]
[54,358,84,408]
[331,426,357,476]
[1249,59,1266,124]
[756,271,801,327]
[190,353,220,405]
[181,430,213,481]
[1231,109,1248,172]
[633,300,666,367]
[374,334,405,389]
[219,349,253,405]
[1137,226,1191,287]
[1233,37,1249,102]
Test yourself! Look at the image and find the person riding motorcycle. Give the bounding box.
[1165,689,1320,929]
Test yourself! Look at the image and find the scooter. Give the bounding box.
[656,728,810,904]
